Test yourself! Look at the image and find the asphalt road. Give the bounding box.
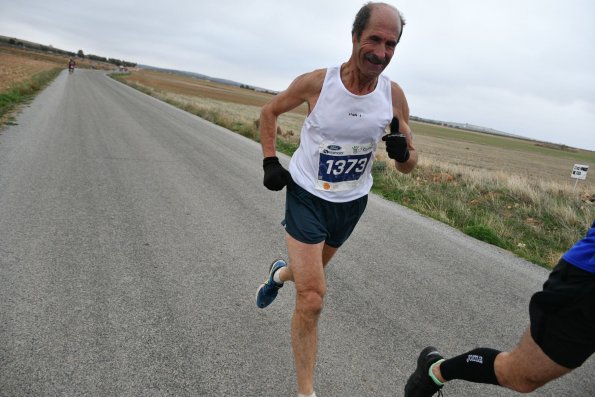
[0,70,593,396]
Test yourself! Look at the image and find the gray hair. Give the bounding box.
[351,2,405,43]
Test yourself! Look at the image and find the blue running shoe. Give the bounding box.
[256,259,287,308]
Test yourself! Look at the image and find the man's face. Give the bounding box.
[353,8,400,79]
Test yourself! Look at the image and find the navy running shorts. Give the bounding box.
[529,258,595,368]
[282,183,368,248]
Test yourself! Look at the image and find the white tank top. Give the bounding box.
[289,66,393,203]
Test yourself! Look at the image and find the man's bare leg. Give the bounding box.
[283,234,339,395]
[494,328,571,393]
[276,242,338,284]
[431,327,572,393]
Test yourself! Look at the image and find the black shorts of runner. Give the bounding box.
[529,258,595,369]
[282,183,368,248]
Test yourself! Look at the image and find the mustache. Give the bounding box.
[364,53,389,66]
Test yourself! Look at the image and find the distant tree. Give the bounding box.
[88,54,107,62]
[9,38,16,45]
[77,49,85,58]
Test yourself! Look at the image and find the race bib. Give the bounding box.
[316,142,375,191]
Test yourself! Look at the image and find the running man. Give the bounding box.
[256,3,417,396]
[404,221,595,396]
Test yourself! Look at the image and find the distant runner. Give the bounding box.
[68,58,75,73]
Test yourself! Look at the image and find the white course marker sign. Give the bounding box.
[571,164,589,180]
[571,164,589,191]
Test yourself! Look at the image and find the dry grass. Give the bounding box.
[0,44,114,91]
[0,47,64,91]
[0,45,68,123]
[372,155,594,267]
[118,69,306,142]
[165,92,305,139]
[124,69,307,112]
[411,123,595,192]
[0,44,118,124]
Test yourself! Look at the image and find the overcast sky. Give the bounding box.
[2,0,594,151]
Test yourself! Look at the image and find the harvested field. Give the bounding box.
[0,44,115,92]
[412,126,595,191]
[0,47,64,91]
[124,69,308,113]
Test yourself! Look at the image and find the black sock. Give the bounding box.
[440,347,501,385]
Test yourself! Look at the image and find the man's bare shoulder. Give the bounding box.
[389,80,410,121]
[290,68,326,93]
[390,80,405,98]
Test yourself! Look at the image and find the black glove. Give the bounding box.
[263,156,293,191]
[382,117,410,163]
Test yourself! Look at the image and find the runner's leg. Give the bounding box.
[277,242,337,283]
[494,327,571,393]
[431,328,571,393]
[286,234,327,396]
[322,243,338,267]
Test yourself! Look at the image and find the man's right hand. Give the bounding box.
[263,157,293,191]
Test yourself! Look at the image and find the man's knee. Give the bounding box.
[496,351,550,393]
[296,289,325,317]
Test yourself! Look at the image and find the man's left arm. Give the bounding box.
[390,81,418,174]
